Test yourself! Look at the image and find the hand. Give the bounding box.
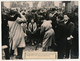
[2,45,8,49]
[24,33,27,36]
[67,37,71,40]
[54,11,57,14]
[54,43,57,46]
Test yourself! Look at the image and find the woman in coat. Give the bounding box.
[40,20,55,51]
[9,10,26,59]
[28,19,37,45]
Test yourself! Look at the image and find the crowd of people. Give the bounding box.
[2,7,78,59]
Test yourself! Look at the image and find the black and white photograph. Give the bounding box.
[1,1,79,60]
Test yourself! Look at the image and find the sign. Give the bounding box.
[23,51,58,59]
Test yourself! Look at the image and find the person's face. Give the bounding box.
[57,10,60,14]
[56,16,64,25]
[64,15,69,24]
[56,17,59,22]
[64,15,68,20]
[43,9,47,12]
[75,12,78,16]
[55,11,58,14]
[40,10,43,13]
[31,19,34,23]
[49,13,53,17]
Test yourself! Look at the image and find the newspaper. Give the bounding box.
[1,1,79,60]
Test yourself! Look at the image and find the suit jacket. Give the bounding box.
[55,21,74,44]
[28,22,37,33]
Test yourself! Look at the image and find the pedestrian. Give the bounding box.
[40,19,55,51]
[28,18,37,45]
[9,10,26,59]
[55,15,74,59]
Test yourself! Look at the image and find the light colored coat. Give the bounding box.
[41,20,55,48]
[9,17,26,50]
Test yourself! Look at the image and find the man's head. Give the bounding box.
[63,15,69,24]
[57,15,64,21]
[31,19,34,23]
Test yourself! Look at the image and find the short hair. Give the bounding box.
[22,13,25,15]
[58,15,64,20]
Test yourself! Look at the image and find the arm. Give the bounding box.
[33,23,37,32]
[8,11,21,21]
[67,22,75,40]
[40,25,45,34]
[40,25,45,39]
[16,13,27,23]
[28,23,31,32]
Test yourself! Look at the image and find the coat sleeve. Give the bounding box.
[33,23,37,32]
[40,24,45,34]
[69,22,75,35]
[28,23,31,32]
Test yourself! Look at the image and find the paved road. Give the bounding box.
[2,45,42,60]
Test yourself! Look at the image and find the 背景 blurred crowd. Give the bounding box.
[2,7,78,59]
